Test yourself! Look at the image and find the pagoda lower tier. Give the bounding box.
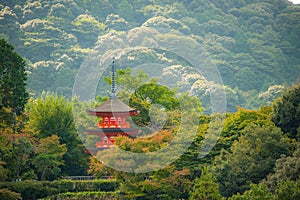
[87,128,139,149]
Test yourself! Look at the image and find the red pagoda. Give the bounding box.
[85,59,139,154]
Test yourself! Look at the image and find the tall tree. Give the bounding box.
[271,83,300,139]
[27,94,89,176]
[190,166,222,200]
[33,135,66,181]
[8,137,34,181]
[0,39,28,132]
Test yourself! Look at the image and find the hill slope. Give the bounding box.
[0,0,299,112]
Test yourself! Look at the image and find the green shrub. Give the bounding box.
[0,188,22,200]
[0,180,47,199]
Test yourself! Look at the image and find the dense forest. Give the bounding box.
[1,0,300,199]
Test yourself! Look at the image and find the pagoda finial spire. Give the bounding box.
[111,58,117,98]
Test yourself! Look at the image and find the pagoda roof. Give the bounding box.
[87,98,137,114]
[87,128,139,136]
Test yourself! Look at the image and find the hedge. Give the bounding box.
[42,191,122,200]
[0,179,119,200]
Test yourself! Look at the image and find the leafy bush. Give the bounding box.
[0,188,22,200]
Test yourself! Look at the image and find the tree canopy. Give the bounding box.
[0,39,28,131]
[271,83,300,138]
[26,94,89,176]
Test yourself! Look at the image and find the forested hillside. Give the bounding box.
[1,34,300,199]
[1,0,299,112]
[1,1,300,199]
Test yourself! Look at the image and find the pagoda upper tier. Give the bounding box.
[87,97,139,129]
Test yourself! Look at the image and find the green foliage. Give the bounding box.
[275,178,300,200]
[0,39,28,130]
[228,178,300,200]
[26,94,75,139]
[108,68,187,129]
[271,83,300,138]
[33,135,67,181]
[0,188,21,200]
[173,112,231,172]
[0,0,298,112]
[88,157,114,179]
[133,81,180,110]
[48,179,119,193]
[0,130,36,182]
[26,94,89,176]
[263,143,300,192]
[228,183,275,200]
[105,14,129,31]
[190,166,221,200]
[214,107,271,154]
[1,2,300,199]
[50,191,120,200]
[113,167,192,200]
[71,14,106,47]
[258,85,285,105]
[72,97,99,148]
[0,180,48,200]
[114,130,173,153]
[213,123,291,197]
[127,81,180,128]
[115,0,135,22]
[5,137,34,181]
[0,161,7,181]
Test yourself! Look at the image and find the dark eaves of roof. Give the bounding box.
[87,98,136,113]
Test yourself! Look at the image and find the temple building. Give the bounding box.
[85,59,139,154]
